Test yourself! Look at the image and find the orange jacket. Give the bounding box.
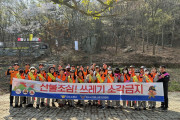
[107,75,114,83]
[57,74,66,81]
[123,74,131,82]
[6,70,19,84]
[47,72,57,82]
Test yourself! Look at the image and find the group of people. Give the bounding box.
[6,63,170,111]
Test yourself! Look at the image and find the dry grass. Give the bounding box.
[167,68,180,91]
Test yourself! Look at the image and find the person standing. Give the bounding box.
[96,68,106,109]
[121,67,131,108]
[57,68,67,107]
[149,67,158,109]
[157,65,170,111]
[141,68,151,110]
[67,70,76,107]
[6,63,19,107]
[14,69,26,108]
[47,67,57,108]
[36,68,47,109]
[132,69,143,111]
[106,68,117,109]
[76,70,85,106]
[23,63,30,104]
[85,69,96,106]
[114,67,122,108]
[26,67,37,107]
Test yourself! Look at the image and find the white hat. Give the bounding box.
[66,66,70,69]
[30,66,35,70]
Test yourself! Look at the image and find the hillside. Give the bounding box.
[58,43,180,67]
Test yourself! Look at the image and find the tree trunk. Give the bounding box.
[171,20,175,47]
[161,26,164,49]
[142,23,145,53]
[134,28,137,53]
[146,31,149,50]
[153,36,156,55]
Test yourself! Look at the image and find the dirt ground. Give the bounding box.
[0,92,180,120]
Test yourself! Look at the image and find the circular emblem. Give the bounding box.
[15,89,21,94]
[29,90,35,95]
[23,89,28,95]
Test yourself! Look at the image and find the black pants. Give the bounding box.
[23,97,26,103]
[10,85,14,104]
[161,82,168,108]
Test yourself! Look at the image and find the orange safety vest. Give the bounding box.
[151,73,157,79]
[75,69,78,76]
[88,74,95,83]
[133,76,143,82]
[28,73,37,80]
[6,70,19,85]
[24,69,29,74]
[38,73,47,81]
[47,72,57,82]
[104,69,108,75]
[57,74,66,81]
[130,71,135,77]
[83,71,88,76]
[107,75,114,83]
[145,74,153,83]
[97,74,105,83]
[67,76,76,83]
[123,74,131,82]
[15,74,26,79]
[77,76,84,83]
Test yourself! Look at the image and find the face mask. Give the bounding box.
[108,71,112,74]
[135,73,140,76]
[145,72,149,74]
[124,70,127,74]
[31,70,35,73]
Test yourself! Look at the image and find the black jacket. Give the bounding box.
[157,72,170,83]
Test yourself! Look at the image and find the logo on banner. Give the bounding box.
[16,89,21,94]
[30,90,35,95]
[80,96,86,99]
[23,89,28,95]
[148,86,157,99]
[61,95,66,98]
